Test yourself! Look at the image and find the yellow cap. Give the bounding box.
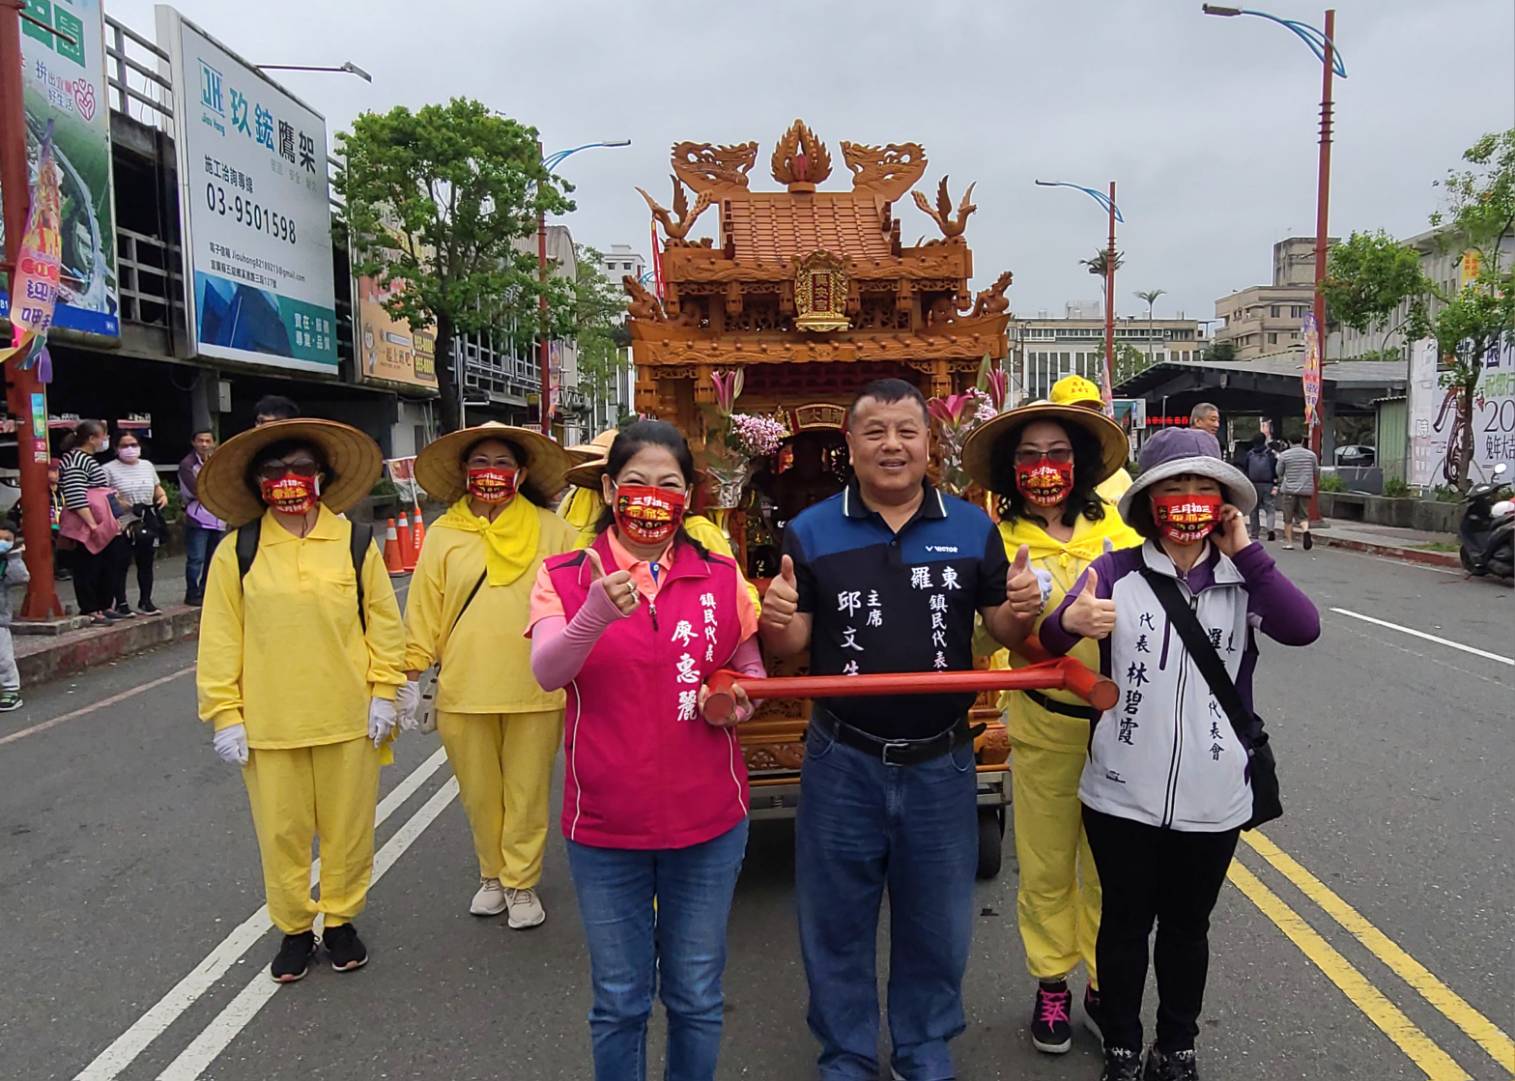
[1049,374,1102,407]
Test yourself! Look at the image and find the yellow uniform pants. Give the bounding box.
[1011,740,1101,986]
[437,709,562,889]
[242,737,381,935]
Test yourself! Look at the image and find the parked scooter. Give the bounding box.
[1459,462,1513,580]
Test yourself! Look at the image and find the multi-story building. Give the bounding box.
[600,243,646,283]
[1012,305,1206,402]
[1213,237,1336,360]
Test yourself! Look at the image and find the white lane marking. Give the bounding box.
[157,776,460,1080]
[0,666,195,747]
[73,744,449,1081]
[1329,608,1513,666]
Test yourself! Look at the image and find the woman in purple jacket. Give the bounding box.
[1042,428,1319,1081]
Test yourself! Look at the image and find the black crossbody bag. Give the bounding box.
[1140,568,1283,831]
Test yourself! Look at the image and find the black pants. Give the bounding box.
[111,527,156,609]
[1082,806,1240,1054]
[72,535,130,616]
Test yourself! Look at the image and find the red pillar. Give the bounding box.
[0,0,63,618]
[1310,9,1335,520]
[1104,181,1117,411]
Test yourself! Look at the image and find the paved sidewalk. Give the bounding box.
[1315,518,1463,569]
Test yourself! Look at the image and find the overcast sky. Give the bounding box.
[114,0,1514,324]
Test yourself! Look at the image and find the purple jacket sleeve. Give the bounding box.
[178,453,199,500]
[1231,542,1321,645]
[1040,552,1117,656]
[530,582,630,690]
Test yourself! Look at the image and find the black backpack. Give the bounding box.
[1246,448,1276,483]
[234,517,375,631]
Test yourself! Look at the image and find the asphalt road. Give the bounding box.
[1,545,1510,1081]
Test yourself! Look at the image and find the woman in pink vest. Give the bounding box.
[528,420,764,1081]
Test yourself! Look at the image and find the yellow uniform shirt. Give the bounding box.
[994,507,1141,753]
[197,506,406,747]
[573,510,760,612]
[405,504,578,714]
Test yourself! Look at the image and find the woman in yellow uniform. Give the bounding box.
[196,419,406,983]
[1049,374,1134,502]
[962,401,1140,1054]
[403,422,577,928]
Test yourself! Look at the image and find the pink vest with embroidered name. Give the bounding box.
[544,533,749,850]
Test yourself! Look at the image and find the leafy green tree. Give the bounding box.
[335,99,573,432]
[1113,342,1151,387]
[1080,248,1124,278]
[1322,129,1515,489]
[572,245,632,430]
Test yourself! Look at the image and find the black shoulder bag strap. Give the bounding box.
[449,570,489,635]
[1139,567,1251,744]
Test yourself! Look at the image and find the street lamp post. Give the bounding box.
[536,140,631,437]
[1203,4,1345,517]
[254,61,373,81]
[1034,179,1124,410]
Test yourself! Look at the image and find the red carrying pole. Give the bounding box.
[0,0,63,618]
[701,656,1118,723]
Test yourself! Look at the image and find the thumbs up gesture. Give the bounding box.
[1005,545,1045,617]
[760,554,800,631]
[585,546,639,617]
[1063,568,1117,640]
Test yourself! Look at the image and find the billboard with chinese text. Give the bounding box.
[355,274,437,390]
[156,6,337,372]
[0,0,119,340]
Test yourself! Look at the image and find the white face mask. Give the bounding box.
[117,446,141,463]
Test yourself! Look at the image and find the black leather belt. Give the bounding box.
[812,707,984,767]
[1025,688,1101,722]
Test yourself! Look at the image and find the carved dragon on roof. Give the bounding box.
[671,140,759,194]
[839,141,928,201]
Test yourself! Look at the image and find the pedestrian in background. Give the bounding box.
[402,422,577,928]
[761,379,1043,1081]
[104,431,168,614]
[179,429,225,605]
[961,400,1141,1056]
[529,420,764,1081]
[47,458,70,582]
[57,420,128,626]
[1043,427,1319,1081]
[195,419,406,983]
[1189,403,1220,439]
[1243,433,1278,541]
[254,395,300,427]
[0,517,28,711]
[1275,434,1319,550]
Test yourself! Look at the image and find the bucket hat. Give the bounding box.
[415,422,572,504]
[196,419,382,527]
[962,400,1129,494]
[1117,427,1257,520]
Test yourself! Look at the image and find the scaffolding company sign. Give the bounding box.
[156,6,337,372]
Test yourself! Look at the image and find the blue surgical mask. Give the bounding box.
[0,540,14,556]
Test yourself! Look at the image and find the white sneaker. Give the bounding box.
[504,886,546,929]
[469,877,507,917]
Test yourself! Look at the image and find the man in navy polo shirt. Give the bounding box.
[762,378,1044,1080]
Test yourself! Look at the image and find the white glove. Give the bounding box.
[368,697,398,747]
[213,724,249,766]
[1034,567,1054,609]
[396,681,422,732]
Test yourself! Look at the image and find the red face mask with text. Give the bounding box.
[467,466,518,504]
[1015,457,1075,507]
[1151,492,1223,544]
[613,485,686,547]
[260,472,318,515]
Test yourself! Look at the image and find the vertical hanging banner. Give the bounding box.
[5,122,63,356]
[0,0,119,340]
[1300,311,1322,429]
[156,5,338,373]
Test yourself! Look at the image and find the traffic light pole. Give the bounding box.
[1,0,65,618]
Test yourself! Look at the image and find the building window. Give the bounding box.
[1270,305,1280,317]
[1268,332,1278,344]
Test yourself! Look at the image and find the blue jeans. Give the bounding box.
[566,820,749,1081]
[183,523,223,602]
[795,724,979,1080]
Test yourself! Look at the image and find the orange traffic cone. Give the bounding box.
[397,509,417,571]
[383,518,405,576]
[411,501,426,555]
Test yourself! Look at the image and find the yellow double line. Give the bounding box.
[1230,830,1514,1080]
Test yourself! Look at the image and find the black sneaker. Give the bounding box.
[1144,1045,1199,1081]
[102,609,129,622]
[114,603,137,618]
[1083,984,1105,1042]
[269,931,317,983]
[1031,980,1074,1053]
[324,922,368,972]
[138,600,160,614]
[1302,530,1314,551]
[1267,529,1277,541]
[1101,1046,1144,1081]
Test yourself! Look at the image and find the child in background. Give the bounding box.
[0,518,29,711]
